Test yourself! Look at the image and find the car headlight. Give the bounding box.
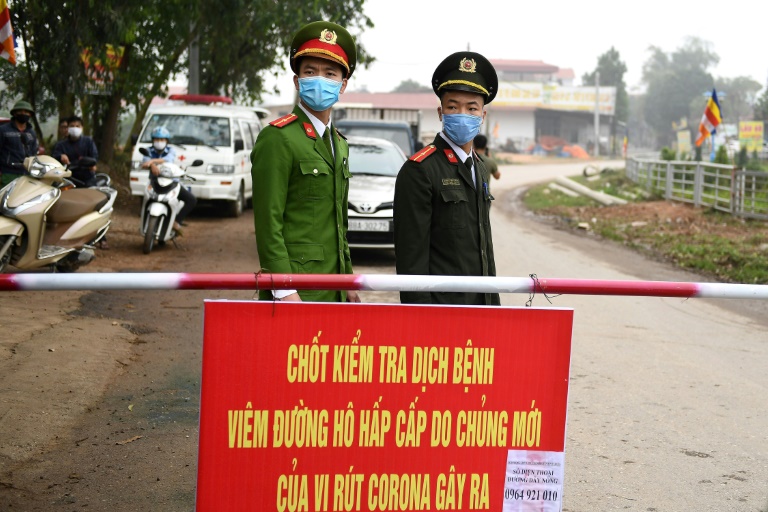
[207,164,235,174]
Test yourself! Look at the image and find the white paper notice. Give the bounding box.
[503,450,565,511]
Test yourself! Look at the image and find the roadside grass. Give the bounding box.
[523,168,768,284]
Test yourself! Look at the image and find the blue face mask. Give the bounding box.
[442,113,483,146]
[298,76,343,111]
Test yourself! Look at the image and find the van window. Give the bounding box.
[249,122,261,138]
[240,120,253,150]
[141,114,231,147]
[232,121,243,150]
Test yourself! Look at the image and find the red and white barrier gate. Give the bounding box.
[1,272,767,299]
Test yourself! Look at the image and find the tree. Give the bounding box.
[196,0,373,102]
[751,81,768,123]
[4,0,374,162]
[582,46,629,124]
[392,79,431,93]
[713,76,763,123]
[641,37,718,147]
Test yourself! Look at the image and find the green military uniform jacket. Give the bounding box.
[394,134,500,306]
[251,106,353,302]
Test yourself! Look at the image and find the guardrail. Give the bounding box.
[626,158,768,220]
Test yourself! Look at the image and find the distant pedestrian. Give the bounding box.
[474,134,500,180]
[0,100,39,187]
[57,118,68,141]
[394,51,500,305]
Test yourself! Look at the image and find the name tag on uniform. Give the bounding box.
[442,178,461,186]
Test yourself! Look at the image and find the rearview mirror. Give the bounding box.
[234,139,244,152]
[190,159,204,167]
[138,147,150,157]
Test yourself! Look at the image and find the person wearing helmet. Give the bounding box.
[140,126,197,233]
[393,52,500,306]
[0,99,39,187]
[250,20,360,303]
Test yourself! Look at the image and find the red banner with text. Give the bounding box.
[197,301,573,511]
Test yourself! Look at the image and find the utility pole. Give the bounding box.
[594,71,600,158]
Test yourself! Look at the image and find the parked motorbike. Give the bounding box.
[138,148,202,254]
[0,155,116,273]
[61,156,112,190]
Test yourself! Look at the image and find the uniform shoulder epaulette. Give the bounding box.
[269,113,298,128]
[409,145,437,163]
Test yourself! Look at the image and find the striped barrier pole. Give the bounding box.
[1,273,767,299]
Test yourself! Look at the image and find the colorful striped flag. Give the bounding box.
[0,0,15,65]
[695,88,722,147]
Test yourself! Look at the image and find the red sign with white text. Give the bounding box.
[197,301,573,511]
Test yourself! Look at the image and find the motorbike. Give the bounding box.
[61,156,112,190]
[0,155,116,273]
[138,147,202,254]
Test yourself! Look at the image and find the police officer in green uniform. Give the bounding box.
[251,21,360,303]
[394,52,500,306]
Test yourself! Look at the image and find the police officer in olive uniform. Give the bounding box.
[394,52,500,306]
[251,21,360,303]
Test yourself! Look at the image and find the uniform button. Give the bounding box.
[313,169,318,174]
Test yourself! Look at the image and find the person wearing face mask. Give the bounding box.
[141,126,197,234]
[0,100,39,187]
[250,21,360,303]
[52,115,99,187]
[393,52,500,306]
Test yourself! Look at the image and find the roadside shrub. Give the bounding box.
[660,147,675,161]
[714,145,730,165]
[736,147,749,168]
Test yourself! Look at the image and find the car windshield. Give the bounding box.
[349,142,405,177]
[141,114,231,147]
[341,127,411,155]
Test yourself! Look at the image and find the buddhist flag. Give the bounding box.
[695,88,721,147]
[0,0,15,65]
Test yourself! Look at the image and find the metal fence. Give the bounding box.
[625,158,768,220]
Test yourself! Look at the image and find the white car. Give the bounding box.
[129,98,265,217]
[346,136,407,249]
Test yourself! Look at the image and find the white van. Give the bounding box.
[129,96,268,217]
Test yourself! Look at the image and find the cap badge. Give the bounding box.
[459,58,476,73]
[320,29,338,45]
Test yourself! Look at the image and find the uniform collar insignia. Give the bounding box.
[444,149,458,163]
[302,122,317,139]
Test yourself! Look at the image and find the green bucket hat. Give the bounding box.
[10,100,34,115]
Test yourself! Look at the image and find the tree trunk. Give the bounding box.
[99,45,132,162]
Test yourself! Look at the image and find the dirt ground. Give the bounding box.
[0,184,764,511]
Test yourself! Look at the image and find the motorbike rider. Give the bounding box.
[140,126,197,233]
[51,115,99,187]
[0,100,39,187]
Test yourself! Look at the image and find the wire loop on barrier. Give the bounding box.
[526,273,562,307]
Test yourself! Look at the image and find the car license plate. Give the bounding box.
[348,219,390,232]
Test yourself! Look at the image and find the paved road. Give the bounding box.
[486,160,768,511]
[1,158,766,511]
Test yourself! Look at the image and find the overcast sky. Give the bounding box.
[261,0,767,105]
